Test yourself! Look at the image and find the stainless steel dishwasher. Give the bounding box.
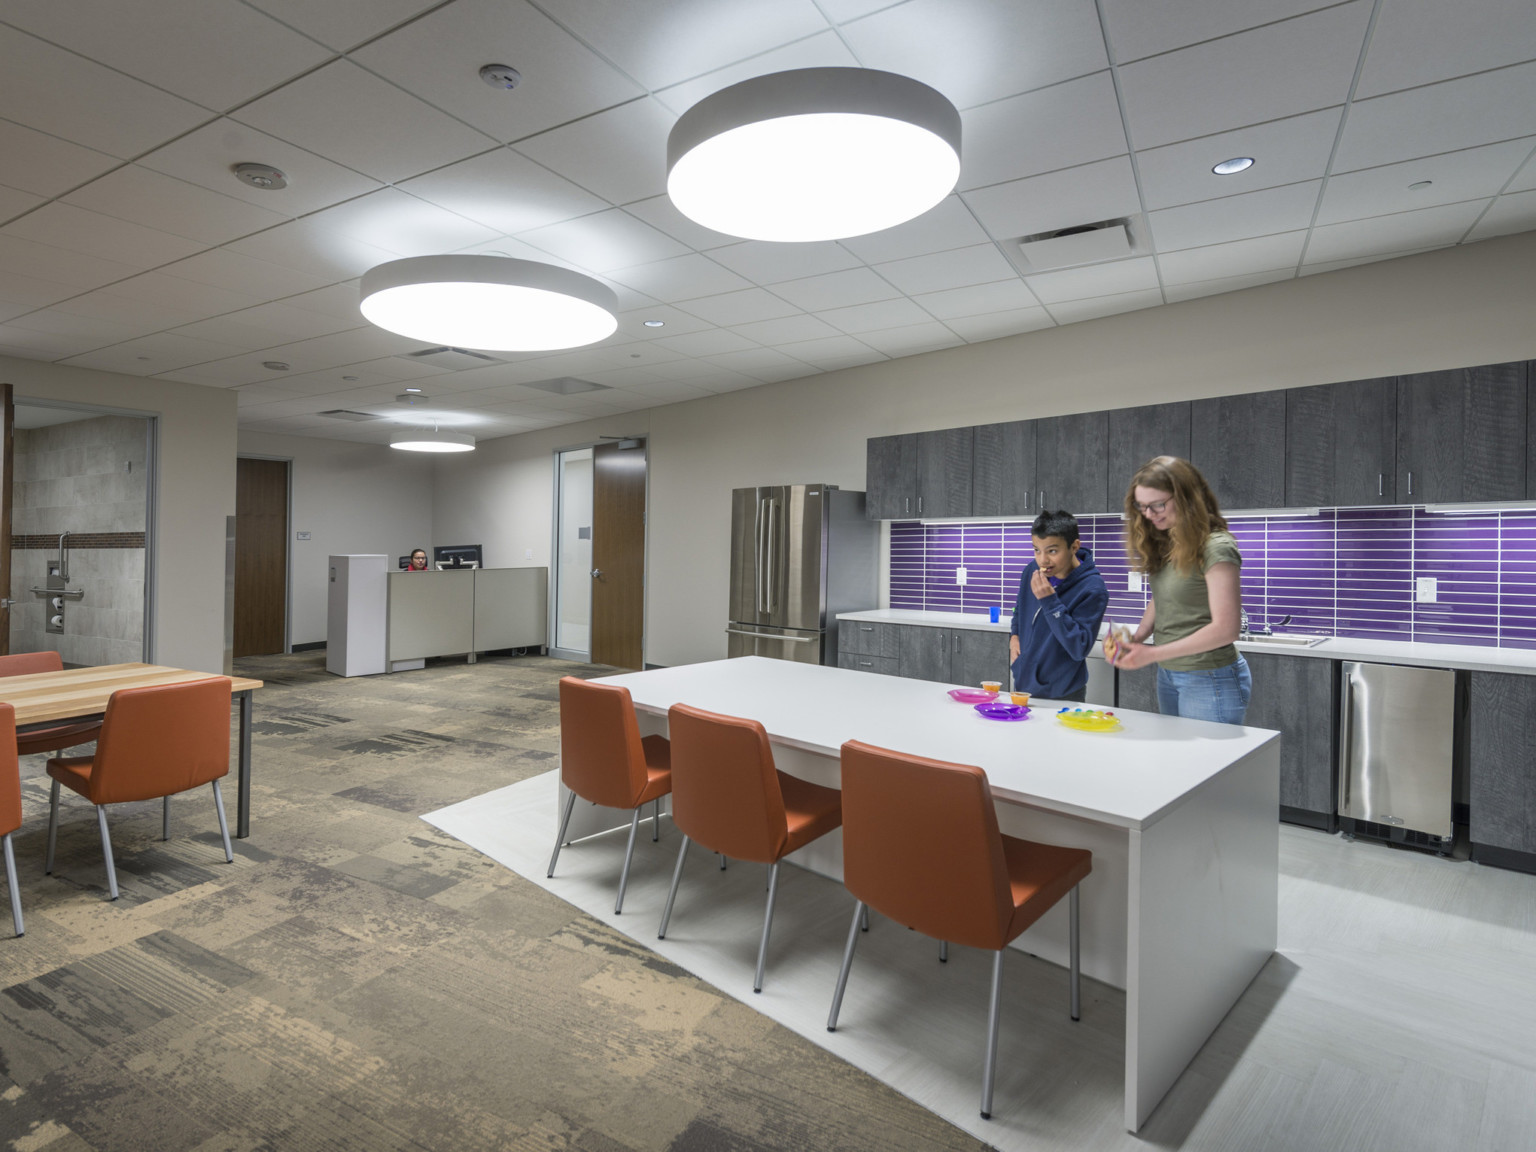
[1337,661,1457,851]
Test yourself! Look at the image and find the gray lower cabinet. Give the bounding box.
[1469,671,1536,872]
[1191,391,1287,510]
[838,651,899,675]
[1116,666,1158,712]
[898,625,952,682]
[838,621,1009,686]
[951,629,1010,687]
[1244,652,1337,829]
[973,419,1036,519]
[1397,363,1529,503]
[1109,402,1191,503]
[838,619,899,659]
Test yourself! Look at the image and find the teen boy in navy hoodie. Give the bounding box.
[1008,510,1109,702]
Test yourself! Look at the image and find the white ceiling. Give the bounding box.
[0,0,1532,446]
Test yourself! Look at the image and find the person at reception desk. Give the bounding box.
[407,549,429,572]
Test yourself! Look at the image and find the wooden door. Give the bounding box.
[0,384,11,657]
[973,419,1036,518]
[1191,391,1287,510]
[591,440,646,670]
[234,457,287,657]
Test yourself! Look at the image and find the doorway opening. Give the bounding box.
[550,440,648,670]
[234,456,290,657]
[7,400,156,666]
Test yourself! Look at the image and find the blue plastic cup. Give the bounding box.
[989,605,1001,623]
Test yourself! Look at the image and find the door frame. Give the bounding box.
[547,438,649,666]
[235,454,293,654]
[13,397,159,662]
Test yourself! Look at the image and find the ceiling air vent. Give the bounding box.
[318,409,385,422]
[1018,219,1132,272]
[522,376,610,395]
[399,346,503,370]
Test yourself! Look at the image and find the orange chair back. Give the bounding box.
[87,678,232,805]
[0,704,18,837]
[667,703,787,863]
[839,740,1012,952]
[0,651,63,677]
[558,677,652,809]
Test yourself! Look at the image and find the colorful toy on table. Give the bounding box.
[1055,706,1122,732]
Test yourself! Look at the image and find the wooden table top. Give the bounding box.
[0,663,263,726]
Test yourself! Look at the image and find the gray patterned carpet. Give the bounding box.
[0,652,989,1151]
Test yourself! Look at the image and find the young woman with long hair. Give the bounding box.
[1111,455,1251,723]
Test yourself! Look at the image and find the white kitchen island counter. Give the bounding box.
[592,656,1281,1132]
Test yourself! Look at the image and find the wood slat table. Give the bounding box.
[0,663,264,838]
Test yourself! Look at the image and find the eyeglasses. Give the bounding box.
[1134,497,1172,515]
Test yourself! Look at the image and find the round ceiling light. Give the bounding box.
[1212,157,1255,175]
[360,255,618,352]
[389,428,476,453]
[666,67,962,243]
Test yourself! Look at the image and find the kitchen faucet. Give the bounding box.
[1240,610,1292,637]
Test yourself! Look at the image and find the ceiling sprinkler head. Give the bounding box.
[234,163,288,190]
[479,63,521,90]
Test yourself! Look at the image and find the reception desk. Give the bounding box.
[326,556,548,675]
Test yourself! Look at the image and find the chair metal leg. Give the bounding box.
[211,780,234,863]
[753,861,781,994]
[547,790,577,878]
[3,832,22,937]
[652,797,661,841]
[940,940,948,963]
[614,806,641,915]
[827,900,865,1031]
[860,904,869,932]
[96,806,119,901]
[1070,884,1082,1022]
[163,795,171,841]
[980,949,1004,1119]
[45,779,60,875]
[658,835,690,939]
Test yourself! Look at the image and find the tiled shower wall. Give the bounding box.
[890,507,1536,650]
[9,415,149,665]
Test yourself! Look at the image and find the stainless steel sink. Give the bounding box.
[1240,633,1328,647]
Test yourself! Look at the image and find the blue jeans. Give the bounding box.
[1156,656,1252,724]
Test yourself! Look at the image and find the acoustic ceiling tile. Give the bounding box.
[0,186,45,225]
[1,202,203,270]
[517,209,689,273]
[63,165,290,245]
[654,29,859,116]
[1025,256,1160,304]
[1163,268,1296,303]
[514,97,676,206]
[1157,231,1307,284]
[1355,0,1536,99]
[672,288,801,327]
[728,314,841,345]
[945,306,1056,342]
[705,239,864,284]
[839,197,992,265]
[353,0,644,142]
[398,150,608,236]
[910,278,1040,320]
[872,243,1017,295]
[606,253,753,303]
[1135,108,1342,211]
[839,0,1109,110]
[854,321,964,357]
[1099,0,1332,63]
[1118,3,1370,149]
[957,72,1129,191]
[622,195,740,251]
[1046,287,1165,323]
[775,334,887,368]
[769,267,903,312]
[1466,189,1536,242]
[1148,180,1321,251]
[1302,199,1489,265]
[815,296,935,335]
[233,60,495,184]
[1316,138,1536,226]
[223,220,404,281]
[58,330,246,374]
[0,120,119,199]
[243,0,442,50]
[963,156,1140,240]
[157,248,336,301]
[650,328,759,357]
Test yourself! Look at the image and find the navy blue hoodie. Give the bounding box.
[1009,546,1109,697]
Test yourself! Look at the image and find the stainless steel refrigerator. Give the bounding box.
[728,485,877,666]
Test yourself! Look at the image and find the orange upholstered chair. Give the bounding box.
[45,677,234,901]
[0,651,102,758]
[659,703,843,993]
[828,740,1092,1120]
[549,676,672,914]
[1,704,23,936]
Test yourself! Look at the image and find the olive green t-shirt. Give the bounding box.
[1148,530,1242,672]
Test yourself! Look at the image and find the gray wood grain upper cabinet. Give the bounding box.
[866,433,917,519]
[916,427,974,519]
[951,629,1010,688]
[1529,366,1536,499]
[973,420,1037,518]
[1116,666,1158,712]
[1108,402,1191,507]
[1396,362,1528,503]
[1243,652,1337,826]
[898,625,950,682]
[1191,391,1287,510]
[1035,411,1111,515]
[1468,671,1536,860]
[1285,378,1397,507]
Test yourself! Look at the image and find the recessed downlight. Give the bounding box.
[643,319,665,327]
[1212,157,1255,175]
[403,386,424,393]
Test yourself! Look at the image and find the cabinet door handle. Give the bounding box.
[860,626,873,632]
[904,496,910,515]
[1407,471,1413,497]
[917,495,923,515]
[1377,473,1383,498]
[1038,490,1045,509]
[953,633,960,653]
[858,660,872,667]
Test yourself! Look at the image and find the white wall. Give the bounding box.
[2,357,236,673]
[424,232,1536,669]
[238,431,434,645]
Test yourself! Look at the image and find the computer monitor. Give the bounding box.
[434,544,483,570]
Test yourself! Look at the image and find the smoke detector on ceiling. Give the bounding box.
[234,163,288,190]
[479,63,521,90]
[1017,219,1133,272]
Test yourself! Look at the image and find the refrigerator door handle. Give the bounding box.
[766,498,778,613]
[756,496,768,615]
[724,628,816,643]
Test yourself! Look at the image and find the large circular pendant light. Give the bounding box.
[667,67,962,243]
[360,254,618,351]
[390,428,476,453]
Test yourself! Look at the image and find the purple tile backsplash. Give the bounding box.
[890,507,1527,649]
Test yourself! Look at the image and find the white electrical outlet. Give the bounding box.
[956,566,968,586]
[1416,576,1438,603]
[1129,572,1144,592]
